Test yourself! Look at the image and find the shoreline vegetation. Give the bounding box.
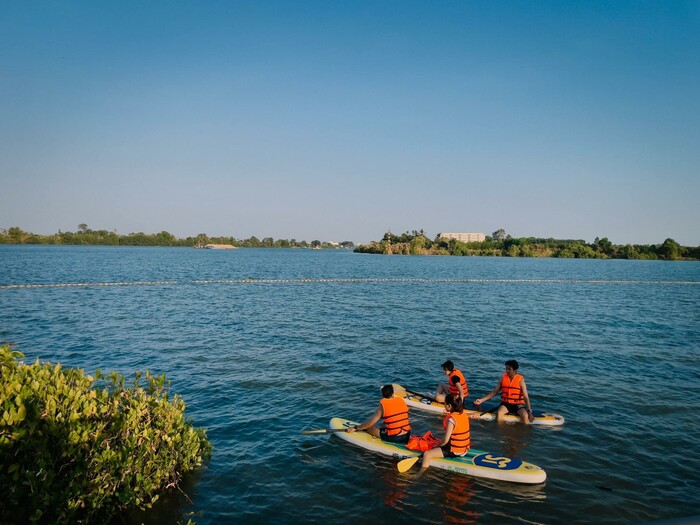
[0,225,354,250]
[354,229,699,260]
[0,343,211,524]
[2,225,697,260]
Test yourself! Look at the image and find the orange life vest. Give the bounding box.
[443,412,471,455]
[501,373,524,404]
[380,397,411,436]
[449,369,468,398]
[406,431,441,452]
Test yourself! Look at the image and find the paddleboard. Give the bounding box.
[392,384,565,426]
[330,417,546,484]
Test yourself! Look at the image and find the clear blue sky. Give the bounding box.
[1,1,698,245]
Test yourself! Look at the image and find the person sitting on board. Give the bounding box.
[434,360,468,404]
[345,384,411,444]
[420,394,480,471]
[473,359,535,424]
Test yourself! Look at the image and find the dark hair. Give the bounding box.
[444,393,464,414]
[505,359,519,370]
[381,384,394,399]
[441,360,455,372]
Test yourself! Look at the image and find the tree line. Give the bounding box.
[0,225,354,249]
[354,229,699,260]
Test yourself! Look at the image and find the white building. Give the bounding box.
[438,232,486,243]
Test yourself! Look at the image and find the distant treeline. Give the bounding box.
[0,226,354,249]
[354,230,699,260]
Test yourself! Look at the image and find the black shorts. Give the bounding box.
[502,402,526,415]
[380,429,411,444]
[440,444,467,458]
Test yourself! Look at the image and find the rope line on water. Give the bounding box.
[0,281,178,289]
[1,278,698,290]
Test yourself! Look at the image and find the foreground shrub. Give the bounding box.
[0,344,211,524]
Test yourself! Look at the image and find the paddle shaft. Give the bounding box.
[301,428,349,435]
[403,387,440,404]
[401,386,500,415]
[476,402,501,414]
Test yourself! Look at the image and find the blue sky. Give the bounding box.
[1,1,698,245]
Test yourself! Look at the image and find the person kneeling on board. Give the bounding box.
[473,359,535,424]
[421,394,480,471]
[345,384,411,443]
[434,359,468,403]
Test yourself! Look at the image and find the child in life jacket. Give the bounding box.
[434,360,468,403]
[420,394,480,470]
[345,384,411,444]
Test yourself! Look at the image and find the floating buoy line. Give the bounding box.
[0,278,697,290]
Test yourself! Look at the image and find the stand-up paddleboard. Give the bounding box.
[392,384,565,426]
[330,417,546,484]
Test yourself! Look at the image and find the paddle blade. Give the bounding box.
[397,456,420,473]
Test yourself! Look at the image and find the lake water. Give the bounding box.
[1,245,699,524]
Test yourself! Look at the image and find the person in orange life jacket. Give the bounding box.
[473,360,534,424]
[435,360,468,403]
[346,384,412,444]
[420,394,480,471]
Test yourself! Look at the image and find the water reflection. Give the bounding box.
[380,464,481,524]
[474,477,547,501]
[441,475,479,524]
[120,469,201,524]
[492,423,532,458]
[379,469,410,509]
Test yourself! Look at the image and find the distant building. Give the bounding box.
[438,232,486,243]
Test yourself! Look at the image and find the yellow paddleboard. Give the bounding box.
[330,417,546,484]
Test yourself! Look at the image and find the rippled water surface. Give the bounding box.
[1,246,699,524]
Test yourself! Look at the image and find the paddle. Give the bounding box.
[396,384,498,418]
[397,456,421,473]
[397,386,441,404]
[475,403,501,417]
[399,386,490,413]
[301,428,349,435]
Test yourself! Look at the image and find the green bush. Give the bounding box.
[0,344,211,524]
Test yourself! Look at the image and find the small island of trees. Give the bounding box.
[354,229,699,260]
